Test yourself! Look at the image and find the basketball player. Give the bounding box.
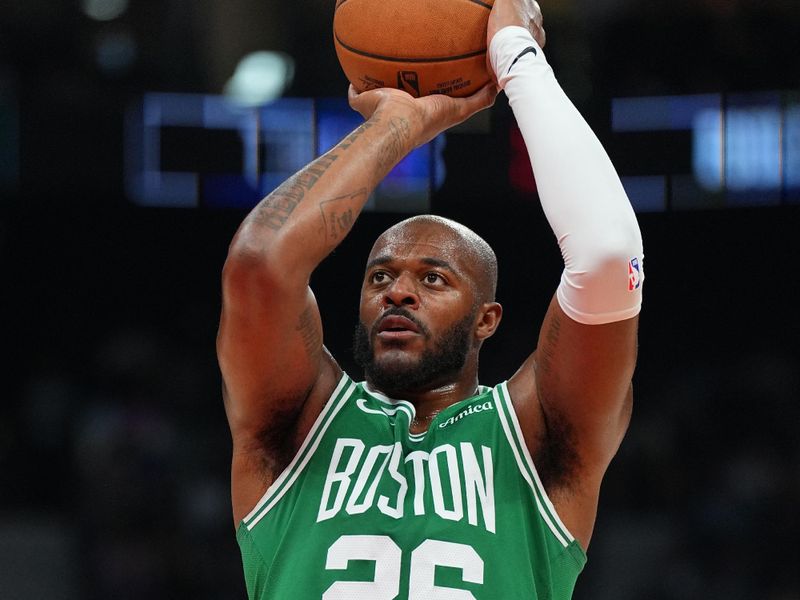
[217,0,643,597]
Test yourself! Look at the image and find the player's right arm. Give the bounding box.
[489,0,643,549]
[218,84,497,524]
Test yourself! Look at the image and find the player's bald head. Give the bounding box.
[370,215,498,303]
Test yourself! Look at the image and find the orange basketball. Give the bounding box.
[333,0,495,98]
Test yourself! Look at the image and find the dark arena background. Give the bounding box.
[1,1,799,598]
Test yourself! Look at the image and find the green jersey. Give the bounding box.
[237,373,586,599]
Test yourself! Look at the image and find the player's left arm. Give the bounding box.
[491,6,643,548]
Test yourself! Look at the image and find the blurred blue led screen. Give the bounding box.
[612,91,800,210]
[126,94,442,211]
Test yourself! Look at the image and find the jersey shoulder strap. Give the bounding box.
[493,381,586,561]
[240,373,357,532]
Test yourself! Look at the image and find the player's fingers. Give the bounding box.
[348,85,383,119]
[348,84,371,115]
[347,84,359,104]
[532,1,546,48]
[438,83,496,128]
[460,83,499,118]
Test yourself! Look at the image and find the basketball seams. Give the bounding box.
[333,0,490,60]
[335,33,486,64]
[335,0,491,10]
[333,0,494,96]
[465,0,493,8]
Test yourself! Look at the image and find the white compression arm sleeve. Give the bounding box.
[490,26,644,325]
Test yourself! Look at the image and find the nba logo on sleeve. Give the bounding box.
[628,257,641,291]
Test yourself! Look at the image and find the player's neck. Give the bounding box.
[408,378,481,433]
[367,369,481,432]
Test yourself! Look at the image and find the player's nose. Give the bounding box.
[382,273,420,309]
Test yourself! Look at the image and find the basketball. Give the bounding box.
[333,0,495,98]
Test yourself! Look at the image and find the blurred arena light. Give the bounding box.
[81,0,129,21]
[223,51,295,107]
[94,29,137,75]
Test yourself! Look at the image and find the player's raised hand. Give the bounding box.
[487,0,546,49]
[348,83,498,148]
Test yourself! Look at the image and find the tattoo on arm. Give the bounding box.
[255,152,340,231]
[253,119,377,232]
[319,188,367,242]
[339,119,375,150]
[378,117,412,170]
[296,306,322,361]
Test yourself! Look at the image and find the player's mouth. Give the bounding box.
[376,314,422,340]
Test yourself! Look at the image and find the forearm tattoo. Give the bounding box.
[253,119,377,232]
[378,117,412,170]
[255,152,339,231]
[296,306,322,361]
[319,188,367,242]
[338,118,376,150]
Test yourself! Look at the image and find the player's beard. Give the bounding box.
[352,308,475,396]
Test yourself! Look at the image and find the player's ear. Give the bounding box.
[475,302,502,341]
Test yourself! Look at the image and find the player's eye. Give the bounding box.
[424,272,445,285]
[370,271,390,284]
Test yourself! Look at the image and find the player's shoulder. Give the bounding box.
[506,352,577,482]
[291,350,345,435]
[506,351,542,424]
